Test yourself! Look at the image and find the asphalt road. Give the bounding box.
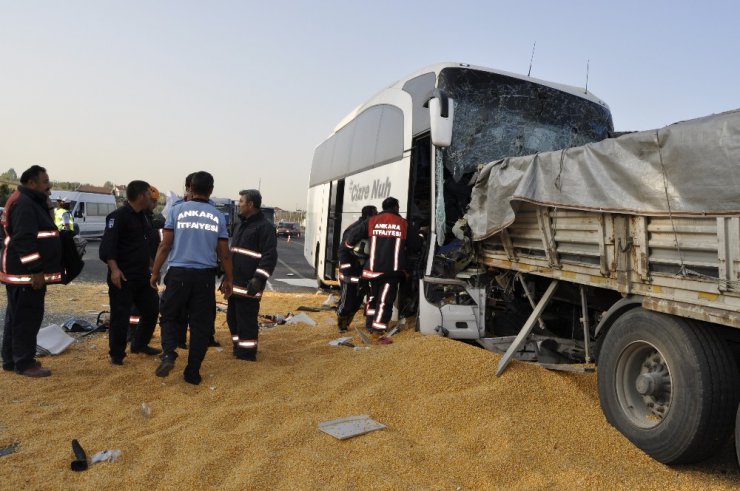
[80,236,318,293]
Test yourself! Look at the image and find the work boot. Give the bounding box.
[337,314,350,333]
[183,365,202,385]
[131,345,162,356]
[18,365,52,378]
[343,313,356,333]
[9,360,42,373]
[155,356,175,377]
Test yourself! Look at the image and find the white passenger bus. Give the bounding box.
[50,190,117,238]
[305,62,614,294]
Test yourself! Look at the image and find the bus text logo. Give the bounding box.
[348,178,391,202]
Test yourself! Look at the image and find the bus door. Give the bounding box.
[323,179,345,280]
[401,133,432,315]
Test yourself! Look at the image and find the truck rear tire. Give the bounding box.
[597,308,739,464]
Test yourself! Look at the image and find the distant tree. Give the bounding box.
[104,180,115,189]
[52,181,79,191]
[0,183,11,206]
[0,168,17,181]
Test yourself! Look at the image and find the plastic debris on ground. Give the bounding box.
[95,311,110,331]
[319,415,386,440]
[328,336,355,348]
[322,294,338,306]
[258,314,288,328]
[354,327,370,345]
[0,442,20,458]
[35,324,76,356]
[91,449,122,464]
[61,318,98,333]
[297,305,336,312]
[70,439,88,471]
[284,313,317,326]
[140,402,152,418]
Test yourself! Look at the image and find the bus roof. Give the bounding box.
[50,190,116,203]
[332,62,609,135]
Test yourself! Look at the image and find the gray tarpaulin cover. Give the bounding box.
[466,109,740,241]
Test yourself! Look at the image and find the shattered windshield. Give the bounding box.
[438,67,614,182]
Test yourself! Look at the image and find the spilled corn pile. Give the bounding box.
[0,282,738,490]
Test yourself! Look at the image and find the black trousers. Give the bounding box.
[227,295,260,357]
[108,275,159,359]
[366,276,400,331]
[176,312,189,346]
[337,279,364,318]
[159,267,216,373]
[2,284,46,372]
[129,301,162,344]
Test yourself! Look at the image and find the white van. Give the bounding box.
[50,190,117,238]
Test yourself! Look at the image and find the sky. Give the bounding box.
[1,0,738,209]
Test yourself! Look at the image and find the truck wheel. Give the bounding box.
[597,308,739,464]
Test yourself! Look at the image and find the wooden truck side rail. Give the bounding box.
[475,202,740,330]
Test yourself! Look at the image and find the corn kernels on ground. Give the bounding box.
[0,282,738,490]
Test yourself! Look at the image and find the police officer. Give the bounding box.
[54,198,74,232]
[128,185,164,345]
[1,165,62,377]
[151,171,233,384]
[100,180,162,365]
[228,189,277,361]
[336,205,377,332]
[347,197,423,334]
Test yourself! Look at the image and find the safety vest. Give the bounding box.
[54,207,74,231]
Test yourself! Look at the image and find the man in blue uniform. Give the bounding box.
[150,171,233,385]
[228,189,277,361]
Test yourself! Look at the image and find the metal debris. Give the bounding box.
[0,442,20,458]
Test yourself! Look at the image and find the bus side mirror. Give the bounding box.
[74,210,83,218]
[428,91,454,148]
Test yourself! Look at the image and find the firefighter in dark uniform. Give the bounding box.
[347,196,423,334]
[100,180,162,365]
[1,165,62,377]
[228,189,277,361]
[336,205,377,332]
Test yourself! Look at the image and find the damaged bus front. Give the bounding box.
[417,66,612,339]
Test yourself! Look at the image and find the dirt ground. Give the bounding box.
[0,282,738,490]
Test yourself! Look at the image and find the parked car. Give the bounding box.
[276,222,300,238]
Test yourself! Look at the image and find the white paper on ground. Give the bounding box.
[328,337,354,346]
[35,324,75,356]
[284,313,317,326]
[319,415,386,440]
